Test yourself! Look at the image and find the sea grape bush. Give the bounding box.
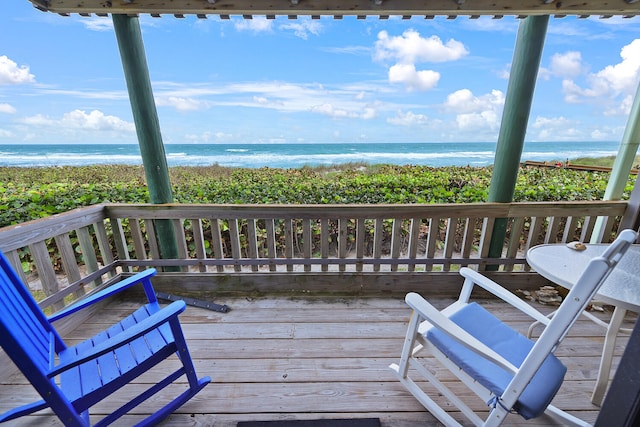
[0,164,633,228]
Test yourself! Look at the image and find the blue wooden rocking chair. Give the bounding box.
[0,250,210,426]
[390,229,637,426]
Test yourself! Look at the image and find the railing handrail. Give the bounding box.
[0,204,107,252]
[102,200,627,219]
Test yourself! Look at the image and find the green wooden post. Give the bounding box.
[486,15,549,264]
[112,14,178,261]
[591,80,640,242]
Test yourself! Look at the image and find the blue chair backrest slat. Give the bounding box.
[0,252,57,371]
[0,295,50,366]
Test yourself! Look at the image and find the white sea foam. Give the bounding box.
[0,142,622,168]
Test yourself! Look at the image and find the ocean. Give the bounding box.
[0,141,622,169]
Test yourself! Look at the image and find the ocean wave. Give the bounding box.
[0,142,622,168]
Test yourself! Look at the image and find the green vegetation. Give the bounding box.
[568,155,640,168]
[0,163,635,228]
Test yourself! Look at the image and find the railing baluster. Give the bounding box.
[338,218,348,272]
[94,221,116,277]
[562,216,579,243]
[29,241,62,310]
[598,215,617,243]
[390,218,403,272]
[211,218,225,273]
[355,218,366,272]
[425,217,439,272]
[320,218,329,272]
[443,217,458,272]
[284,219,294,272]
[129,219,147,266]
[111,218,131,273]
[303,219,312,272]
[229,218,242,272]
[407,218,421,272]
[373,218,383,272]
[173,219,189,272]
[544,216,560,244]
[505,216,525,272]
[144,220,160,263]
[478,217,495,271]
[580,215,596,242]
[5,250,29,286]
[266,219,277,272]
[192,219,208,272]
[77,226,101,286]
[460,217,475,267]
[247,219,259,272]
[54,234,84,298]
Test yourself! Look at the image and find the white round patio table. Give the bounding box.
[526,243,640,406]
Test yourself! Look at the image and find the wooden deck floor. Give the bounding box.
[0,295,634,426]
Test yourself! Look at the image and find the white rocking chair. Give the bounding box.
[390,229,637,427]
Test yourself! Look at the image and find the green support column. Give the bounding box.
[112,14,178,261]
[486,15,549,265]
[591,80,640,242]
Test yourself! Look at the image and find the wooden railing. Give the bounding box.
[0,200,630,314]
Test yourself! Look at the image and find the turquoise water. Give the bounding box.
[0,141,621,168]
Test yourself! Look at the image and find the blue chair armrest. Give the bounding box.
[48,269,157,323]
[48,300,186,377]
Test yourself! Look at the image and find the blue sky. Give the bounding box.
[1,1,639,146]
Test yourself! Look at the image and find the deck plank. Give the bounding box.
[0,296,635,426]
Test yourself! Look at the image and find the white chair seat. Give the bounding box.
[427,302,566,419]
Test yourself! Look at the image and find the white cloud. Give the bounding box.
[279,18,322,39]
[311,103,353,118]
[310,103,376,120]
[22,110,135,132]
[597,39,640,93]
[443,89,504,114]
[387,110,428,126]
[0,103,16,114]
[152,80,388,117]
[81,17,113,32]
[21,114,56,127]
[549,51,583,78]
[235,16,273,33]
[374,30,468,64]
[321,45,371,56]
[388,64,439,91]
[361,107,376,119]
[374,29,466,92]
[531,116,582,140]
[0,129,13,138]
[184,131,234,142]
[0,56,35,85]
[443,89,504,132]
[156,96,210,111]
[62,110,135,131]
[604,94,634,116]
[456,110,500,130]
[562,39,640,103]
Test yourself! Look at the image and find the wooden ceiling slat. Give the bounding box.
[26,0,640,17]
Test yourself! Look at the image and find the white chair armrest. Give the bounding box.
[459,267,551,325]
[405,292,518,374]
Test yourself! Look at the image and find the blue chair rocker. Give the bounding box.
[0,250,210,426]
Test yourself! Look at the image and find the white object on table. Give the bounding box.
[526,244,640,406]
